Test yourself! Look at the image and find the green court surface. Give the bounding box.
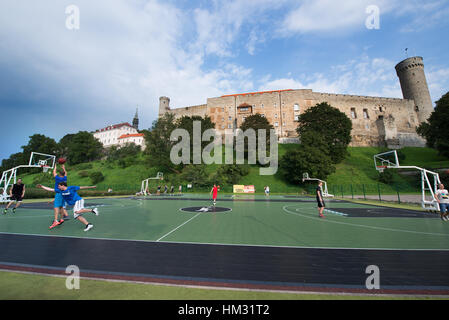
[1,194,449,250]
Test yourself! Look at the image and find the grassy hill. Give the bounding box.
[16,146,449,198]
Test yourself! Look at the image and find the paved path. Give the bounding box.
[341,194,432,205]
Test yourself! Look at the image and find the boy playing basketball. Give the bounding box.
[316,181,326,218]
[49,164,70,229]
[210,184,219,205]
[3,178,25,214]
[37,182,98,231]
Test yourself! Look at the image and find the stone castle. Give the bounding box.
[158,56,433,148]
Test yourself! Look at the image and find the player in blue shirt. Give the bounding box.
[38,182,98,231]
[49,164,70,229]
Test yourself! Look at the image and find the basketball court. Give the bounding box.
[1,194,448,296]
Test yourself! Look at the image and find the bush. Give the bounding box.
[32,172,54,185]
[211,164,250,185]
[89,171,105,185]
[75,163,93,170]
[280,145,335,185]
[78,170,89,178]
[378,169,394,184]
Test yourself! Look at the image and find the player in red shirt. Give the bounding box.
[210,184,219,206]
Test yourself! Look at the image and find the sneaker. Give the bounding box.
[92,208,99,216]
[444,216,449,222]
[49,220,60,229]
[3,209,7,214]
[84,224,93,232]
[12,208,16,213]
[58,219,65,226]
[63,216,70,221]
[319,213,325,218]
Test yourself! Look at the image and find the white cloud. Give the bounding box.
[280,0,395,35]
[259,55,403,98]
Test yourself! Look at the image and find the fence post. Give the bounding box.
[396,185,401,204]
[351,184,354,199]
[362,184,366,201]
[377,184,382,202]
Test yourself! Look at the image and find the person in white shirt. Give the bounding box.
[435,183,449,221]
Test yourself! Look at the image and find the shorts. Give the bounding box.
[10,194,23,202]
[54,193,66,208]
[440,203,449,214]
[73,199,85,219]
[317,200,325,208]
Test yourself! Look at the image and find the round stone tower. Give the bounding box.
[159,96,170,117]
[395,56,433,123]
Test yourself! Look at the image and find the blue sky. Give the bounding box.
[1,0,449,162]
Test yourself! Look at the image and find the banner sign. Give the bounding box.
[233,185,255,193]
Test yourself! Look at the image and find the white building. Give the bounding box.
[93,122,143,148]
[118,133,146,150]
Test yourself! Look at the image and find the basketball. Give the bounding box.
[58,157,66,164]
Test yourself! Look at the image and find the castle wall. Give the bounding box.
[158,56,433,148]
[159,89,425,147]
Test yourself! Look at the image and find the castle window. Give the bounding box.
[415,106,420,112]
[379,107,383,112]
[274,122,279,127]
[275,114,278,119]
[365,124,370,130]
[294,115,299,121]
[228,116,232,121]
[294,104,300,111]
[363,109,369,119]
[350,108,357,119]
[228,124,232,129]
[261,104,264,108]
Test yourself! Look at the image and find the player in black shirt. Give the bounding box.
[3,178,25,214]
[316,181,326,218]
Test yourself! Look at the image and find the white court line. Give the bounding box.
[156,212,202,242]
[283,205,449,237]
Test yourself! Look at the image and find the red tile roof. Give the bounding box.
[96,122,133,132]
[221,89,293,98]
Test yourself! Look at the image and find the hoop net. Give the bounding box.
[41,165,50,173]
[302,172,310,183]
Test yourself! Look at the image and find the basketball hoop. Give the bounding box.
[41,165,50,173]
[376,165,387,173]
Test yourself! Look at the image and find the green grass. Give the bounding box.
[0,271,441,300]
[16,146,449,197]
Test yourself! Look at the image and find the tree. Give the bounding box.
[181,164,210,188]
[0,152,26,172]
[211,164,250,185]
[21,134,60,160]
[239,114,275,164]
[296,102,352,164]
[279,145,336,185]
[144,113,179,173]
[60,131,104,165]
[175,115,216,164]
[417,91,449,157]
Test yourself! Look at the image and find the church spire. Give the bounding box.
[132,107,139,130]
